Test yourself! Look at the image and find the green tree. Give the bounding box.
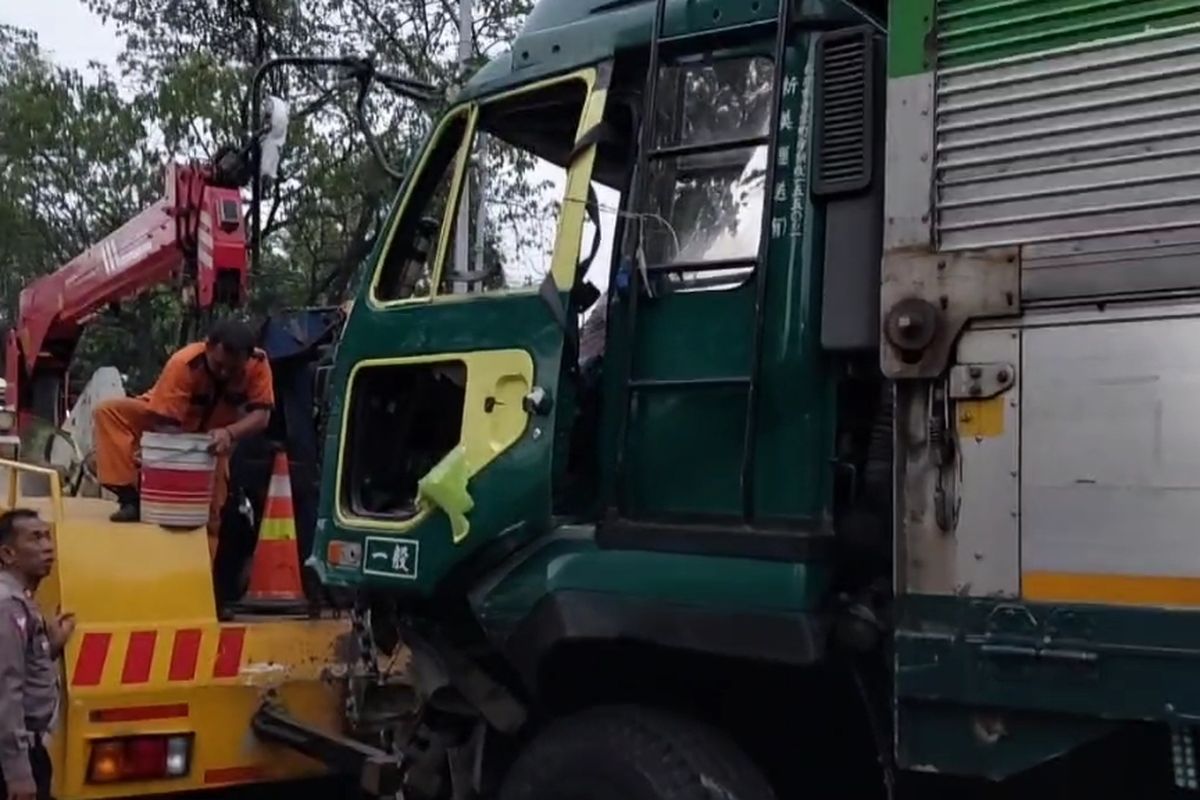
[2,0,538,398]
[0,23,179,390]
[86,0,536,306]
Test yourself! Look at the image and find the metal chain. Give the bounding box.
[348,599,413,800]
[345,598,381,730]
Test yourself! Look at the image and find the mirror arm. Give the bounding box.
[354,76,406,182]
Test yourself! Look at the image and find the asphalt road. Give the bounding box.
[145,723,1193,800]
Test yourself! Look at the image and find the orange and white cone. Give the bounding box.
[239,451,305,608]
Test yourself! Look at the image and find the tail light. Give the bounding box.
[87,734,193,783]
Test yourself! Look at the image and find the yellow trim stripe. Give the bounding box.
[367,66,601,309]
[1024,571,1200,607]
[333,349,534,533]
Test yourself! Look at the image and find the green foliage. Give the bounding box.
[0,23,170,390]
[1,0,535,395]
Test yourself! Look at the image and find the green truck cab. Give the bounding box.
[276,0,1200,797]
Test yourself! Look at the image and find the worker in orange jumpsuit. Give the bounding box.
[93,320,274,558]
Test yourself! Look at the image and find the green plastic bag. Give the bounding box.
[417,445,475,544]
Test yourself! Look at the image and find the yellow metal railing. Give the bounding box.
[0,458,64,524]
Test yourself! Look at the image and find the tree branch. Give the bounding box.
[310,192,380,304]
[348,0,426,79]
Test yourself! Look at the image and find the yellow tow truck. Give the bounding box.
[3,460,354,799]
[0,54,427,800]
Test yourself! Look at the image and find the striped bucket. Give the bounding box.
[139,432,215,529]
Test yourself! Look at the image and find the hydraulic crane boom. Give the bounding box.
[4,160,249,427]
[3,58,429,432]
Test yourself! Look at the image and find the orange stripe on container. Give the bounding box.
[1024,572,1200,607]
[73,632,111,686]
[168,629,202,681]
[212,627,245,678]
[121,631,156,684]
[90,703,189,723]
[204,766,263,785]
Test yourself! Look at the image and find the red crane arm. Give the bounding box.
[4,161,249,424]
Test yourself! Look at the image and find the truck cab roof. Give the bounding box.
[456,0,882,103]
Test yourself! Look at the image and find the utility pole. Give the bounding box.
[453,0,473,294]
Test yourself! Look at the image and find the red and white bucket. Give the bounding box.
[139,432,215,528]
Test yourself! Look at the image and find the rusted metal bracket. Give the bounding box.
[881,247,1020,378]
[948,363,1015,399]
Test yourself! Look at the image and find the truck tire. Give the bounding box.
[498,706,777,800]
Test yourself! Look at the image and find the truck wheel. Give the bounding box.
[498,706,776,800]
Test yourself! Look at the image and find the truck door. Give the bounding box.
[315,67,610,595]
[598,41,837,560]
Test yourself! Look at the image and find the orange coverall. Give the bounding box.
[93,342,275,557]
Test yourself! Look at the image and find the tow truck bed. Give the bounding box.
[11,482,354,799]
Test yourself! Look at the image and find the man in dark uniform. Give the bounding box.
[0,509,74,800]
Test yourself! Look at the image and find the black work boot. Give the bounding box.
[108,486,140,523]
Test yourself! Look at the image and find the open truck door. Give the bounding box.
[312,66,611,597]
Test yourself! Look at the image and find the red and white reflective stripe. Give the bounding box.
[197,210,214,272]
[212,627,245,679]
[69,627,246,686]
[99,240,120,275]
[168,629,202,681]
[120,631,156,684]
[73,632,111,687]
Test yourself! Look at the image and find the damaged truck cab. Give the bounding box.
[315,0,884,636]
[293,0,1200,796]
[308,0,894,795]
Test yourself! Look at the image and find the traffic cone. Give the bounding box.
[238,451,306,610]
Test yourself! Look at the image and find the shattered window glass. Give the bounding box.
[643,56,774,291]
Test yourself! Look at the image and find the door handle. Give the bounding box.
[523,387,553,416]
